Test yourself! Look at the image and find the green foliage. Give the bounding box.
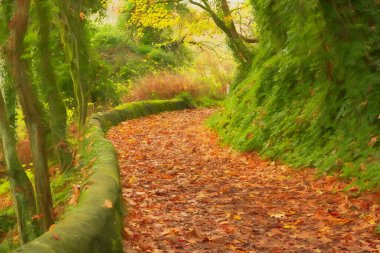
[0,210,16,234]
[194,96,223,108]
[91,23,191,93]
[210,0,380,190]
[0,179,9,195]
[0,237,19,253]
[0,180,16,243]
[0,0,12,45]
[0,167,83,244]
[50,170,81,209]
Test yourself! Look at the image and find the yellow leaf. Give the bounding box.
[319,226,331,232]
[283,224,296,229]
[227,244,236,250]
[368,218,376,225]
[103,199,113,209]
[269,212,285,219]
[233,215,242,220]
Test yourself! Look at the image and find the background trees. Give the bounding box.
[0,0,379,249]
[0,0,109,243]
[0,0,232,246]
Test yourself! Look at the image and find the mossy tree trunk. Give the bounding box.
[8,0,54,232]
[1,72,17,128]
[35,0,72,171]
[0,1,39,239]
[53,0,89,127]
[0,0,17,128]
[0,89,40,243]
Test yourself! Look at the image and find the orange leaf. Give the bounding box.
[79,12,85,20]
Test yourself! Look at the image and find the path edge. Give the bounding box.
[14,99,194,253]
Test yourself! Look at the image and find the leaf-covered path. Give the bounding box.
[108,109,380,252]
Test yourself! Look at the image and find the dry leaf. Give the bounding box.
[106,108,380,252]
[269,212,285,219]
[233,215,242,220]
[103,199,113,208]
[283,224,297,229]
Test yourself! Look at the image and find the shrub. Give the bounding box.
[124,71,216,101]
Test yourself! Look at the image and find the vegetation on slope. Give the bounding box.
[210,1,380,190]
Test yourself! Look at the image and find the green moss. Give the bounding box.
[210,0,380,190]
[15,98,192,253]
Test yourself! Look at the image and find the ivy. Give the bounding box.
[210,0,380,190]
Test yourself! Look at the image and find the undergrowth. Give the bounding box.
[0,168,82,249]
[209,1,380,190]
[125,49,234,102]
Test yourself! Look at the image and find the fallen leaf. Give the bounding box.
[103,199,113,208]
[106,109,380,252]
[233,215,242,220]
[269,212,285,219]
[368,136,379,147]
[52,233,60,240]
[283,224,297,229]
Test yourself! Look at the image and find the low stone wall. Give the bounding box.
[14,99,193,253]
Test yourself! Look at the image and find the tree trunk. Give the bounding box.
[35,0,72,171]
[0,90,40,243]
[53,0,89,127]
[8,0,54,232]
[0,0,17,128]
[189,0,255,64]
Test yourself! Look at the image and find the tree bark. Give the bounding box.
[189,0,256,64]
[0,0,17,128]
[0,89,40,243]
[8,0,54,232]
[53,0,89,127]
[35,0,72,171]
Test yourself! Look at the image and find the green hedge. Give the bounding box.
[14,99,193,253]
[94,99,194,131]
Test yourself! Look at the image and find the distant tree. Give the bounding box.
[125,0,257,64]
[188,0,257,64]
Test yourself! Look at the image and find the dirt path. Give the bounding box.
[108,109,379,253]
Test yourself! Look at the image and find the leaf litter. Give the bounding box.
[108,109,380,252]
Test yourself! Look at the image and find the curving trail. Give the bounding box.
[108,109,379,253]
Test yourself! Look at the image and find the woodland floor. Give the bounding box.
[108,108,380,253]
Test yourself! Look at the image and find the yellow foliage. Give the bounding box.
[129,0,179,35]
